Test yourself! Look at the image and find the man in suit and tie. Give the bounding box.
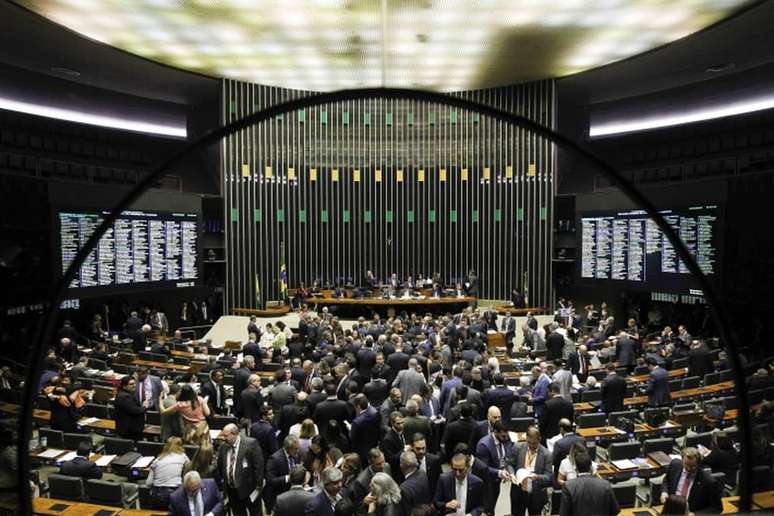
[114,375,146,441]
[362,375,390,407]
[299,360,317,393]
[546,325,565,361]
[434,453,485,516]
[242,335,263,363]
[687,340,715,380]
[530,366,552,418]
[392,358,427,403]
[600,363,627,413]
[274,466,315,516]
[399,450,431,515]
[539,383,574,442]
[304,466,343,516]
[58,441,102,479]
[216,423,264,516]
[551,419,585,478]
[475,421,514,516]
[501,313,517,355]
[200,369,227,416]
[411,433,442,496]
[560,451,619,516]
[264,435,301,513]
[240,374,264,423]
[381,411,407,474]
[660,447,722,513]
[507,426,553,516]
[567,345,591,383]
[271,369,300,413]
[169,471,223,516]
[616,331,639,373]
[485,374,516,423]
[312,383,351,431]
[232,356,254,419]
[124,310,144,333]
[134,367,164,411]
[402,398,432,446]
[250,406,279,459]
[470,406,501,450]
[442,402,477,462]
[357,340,377,382]
[349,395,381,465]
[646,357,671,407]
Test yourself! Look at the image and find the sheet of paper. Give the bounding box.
[589,356,602,370]
[95,454,116,467]
[57,451,78,462]
[612,459,638,470]
[633,458,652,469]
[669,454,682,461]
[79,417,99,425]
[511,468,533,492]
[132,456,155,468]
[37,448,66,459]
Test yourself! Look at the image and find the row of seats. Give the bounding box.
[0,150,145,185]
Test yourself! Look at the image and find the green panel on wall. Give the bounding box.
[429,111,437,125]
[472,112,480,123]
[517,208,524,221]
[472,209,479,222]
[321,210,329,223]
[363,113,371,126]
[450,110,458,124]
[254,209,262,222]
[298,209,306,223]
[297,110,305,122]
[230,208,239,222]
[229,101,236,114]
[276,113,284,121]
[428,210,436,223]
[364,210,372,223]
[494,208,502,222]
[276,209,284,222]
[407,210,414,223]
[407,112,414,126]
[450,209,457,222]
[343,210,351,223]
[342,111,350,125]
[539,207,547,220]
[385,210,393,223]
[385,112,393,126]
[320,111,328,124]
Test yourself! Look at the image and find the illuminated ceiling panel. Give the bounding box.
[14,0,754,91]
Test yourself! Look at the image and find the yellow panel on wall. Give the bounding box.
[310,168,317,181]
[265,165,273,178]
[439,169,447,182]
[241,164,250,177]
[461,168,468,181]
[353,169,360,182]
[396,169,403,182]
[287,167,295,180]
[483,167,491,180]
[528,163,536,176]
[331,169,339,182]
[418,169,425,182]
[506,165,513,178]
[375,169,382,182]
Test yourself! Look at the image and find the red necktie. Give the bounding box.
[680,474,691,497]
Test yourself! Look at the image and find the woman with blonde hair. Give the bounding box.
[367,472,402,515]
[146,436,189,509]
[297,418,318,453]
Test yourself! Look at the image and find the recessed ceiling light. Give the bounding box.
[705,62,736,73]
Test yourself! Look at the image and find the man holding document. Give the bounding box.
[216,423,264,516]
[506,426,553,516]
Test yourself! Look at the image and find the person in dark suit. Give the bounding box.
[277,391,309,440]
[249,405,280,459]
[434,453,485,516]
[546,328,565,361]
[124,311,143,332]
[386,344,411,374]
[242,336,263,363]
[442,402,477,461]
[469,406,501,450]
[380,411,407,474]
[149,339,170,356]
[560,451,619,516]
[312,384,351,430]
[357,343,377,382]
[538,383,574,441]
[240,374,264,423]
[567,345,591,383]
[134,367,164,411]
[501,313,517,354]
[402,398,432,447]
[350,395,381,465]
[363,376,391,408]
[507,427,553,516]
[687,341,715,380]
[216,423,264,516]
[600,363,627,413]
[169,471,223,516]
[485,374,515,423]
[511,288,526,308]
[399,451,431,515]
[59,441,101,479]
[114,375,146,441]
[264,435,301,513]
[304,466,344,516]
[274,466,315,516]
[410,433,441,497]
[646,357,671,407]
[200,369,227,416]
[372,353,394,384]
[616,332,638,373]
[703,431,740,487]
[247,315,262,340]
[551,419,585,479]
[475,421,514,516]
[232,356,254,419]
[660,447,722,513]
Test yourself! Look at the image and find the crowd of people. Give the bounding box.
[29,298,774,516]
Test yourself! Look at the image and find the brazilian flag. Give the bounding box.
[279,241,288,304]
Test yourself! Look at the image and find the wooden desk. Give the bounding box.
[494,305,547,316]
[130,359,191,372]
[573,402,595,414]
[65,502,122,516]
[624,381,735,407]
[596,456,662,478]
[120,510,168,516]
[577,421,682,441]
[752,490,774,510]
[33,497,77,515]
[487,332,505,350]
[626,368,686,384]
[309,296,476,310]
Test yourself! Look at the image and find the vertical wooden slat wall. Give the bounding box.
[223,80,556,310]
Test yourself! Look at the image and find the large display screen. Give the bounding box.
[578,204,722,294]
[59,210,198,291]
